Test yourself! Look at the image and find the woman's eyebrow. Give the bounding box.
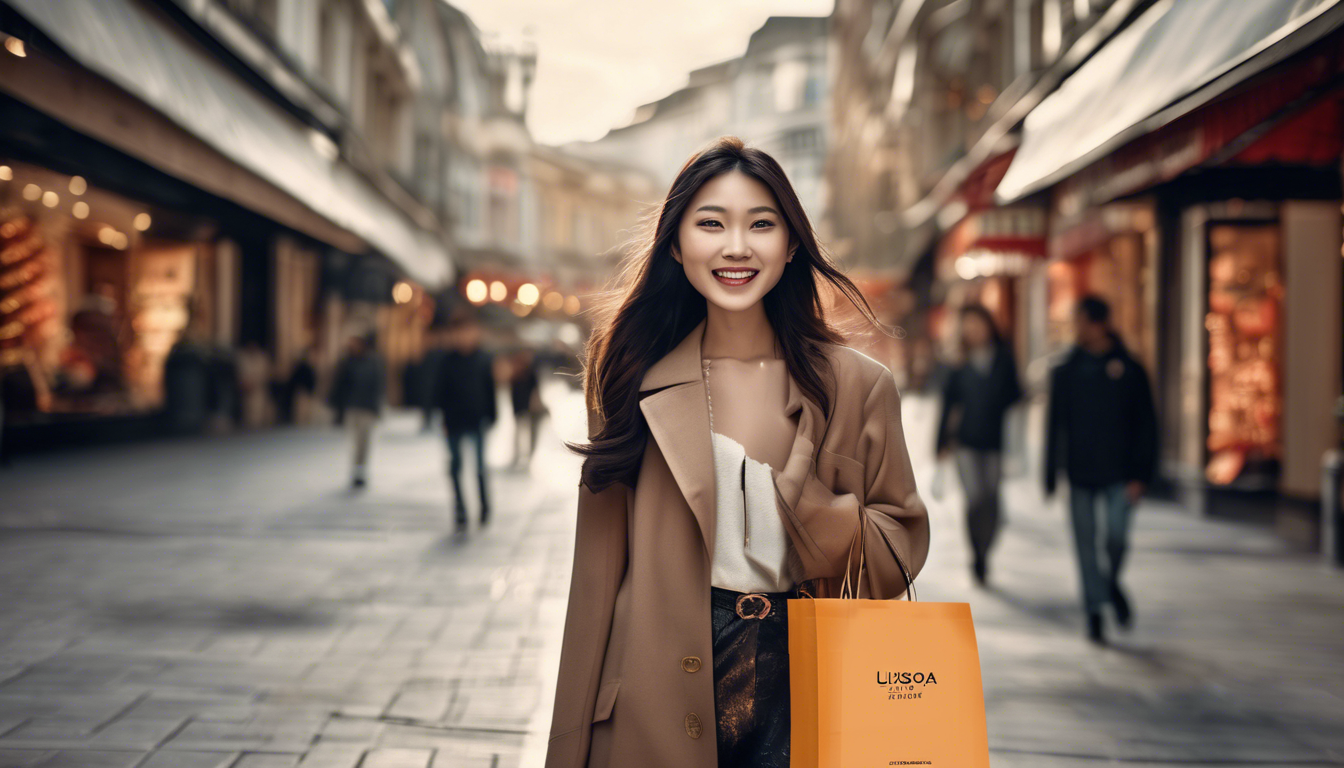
[693,204,780,214]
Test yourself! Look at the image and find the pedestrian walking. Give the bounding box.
[417,330,448,433]
[935,304,1023,586]
[330,333,385,488]
[433,311,497,531]
[236,341,274,429]
[544,136,929,768]
[508,346,549,469]
[1045,295,1158,645]
[284,345,319,425]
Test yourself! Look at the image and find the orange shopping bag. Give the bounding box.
[789,523,990,767]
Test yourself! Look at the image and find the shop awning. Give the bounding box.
[995,0,1344,204]
[3,0,452,287]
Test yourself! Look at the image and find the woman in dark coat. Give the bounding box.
[935,303,1023,585]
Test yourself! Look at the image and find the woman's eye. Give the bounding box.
[699,219,723,228]
[752,220,775,229]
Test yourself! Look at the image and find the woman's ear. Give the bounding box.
[671,243,682,264]
[788,240,799,262]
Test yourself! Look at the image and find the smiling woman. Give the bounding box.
[674,172,796,314]
[545,136,930,768]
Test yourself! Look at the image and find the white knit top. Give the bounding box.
[702,356,796,593]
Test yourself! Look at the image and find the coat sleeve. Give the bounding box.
[544,404,629,768]
[934,369,959,455]
[1044,364,1066,496]
[777,368,931,599]
[1127,362,1159,485]
[1001,346,1025,408]
[483,354,498,426]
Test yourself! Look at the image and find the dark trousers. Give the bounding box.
[1068,482,1133,615]
[446,423,489,523]
[955,447,1003,567]
[710,586,792,768]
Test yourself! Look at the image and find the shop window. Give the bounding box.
[1205,224,1282,487]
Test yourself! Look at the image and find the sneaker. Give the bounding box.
[1110,581,1133,630]
[1086,612,1106,646]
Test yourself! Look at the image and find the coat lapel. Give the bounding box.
[638,317,823,563]
[638,318,716,557]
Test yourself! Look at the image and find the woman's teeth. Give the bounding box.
[712,269,758,286]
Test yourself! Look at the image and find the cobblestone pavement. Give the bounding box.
[0,381,1341,767]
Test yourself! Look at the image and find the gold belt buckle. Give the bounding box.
[735,593,772,620]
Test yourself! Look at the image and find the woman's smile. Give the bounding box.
[712,267,760,286]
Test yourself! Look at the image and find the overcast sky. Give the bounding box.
[448,0,834,146]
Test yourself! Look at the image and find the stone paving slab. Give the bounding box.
[0,384,1341,767]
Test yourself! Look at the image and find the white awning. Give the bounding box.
[995,0,1344,203]
[6,0,452,287]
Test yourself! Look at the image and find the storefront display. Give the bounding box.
[0,160,203,420]
[1205,224,1282,486]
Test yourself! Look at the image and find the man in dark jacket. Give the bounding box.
[1045,295,1158,644]
[433,312,497,532]
[330,333,385,488]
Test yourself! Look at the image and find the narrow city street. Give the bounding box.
[1,380,1342,768]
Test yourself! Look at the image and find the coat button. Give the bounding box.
[681,656,702,673]
[685,712,703,739]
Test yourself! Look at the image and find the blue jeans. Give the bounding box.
[1067,483,1132,615]
[447,424,489,523]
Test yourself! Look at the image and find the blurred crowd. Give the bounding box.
[932,294,1157,646]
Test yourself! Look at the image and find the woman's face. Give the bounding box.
[674,170,794,314]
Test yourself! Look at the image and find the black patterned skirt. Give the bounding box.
[710,585,795,767]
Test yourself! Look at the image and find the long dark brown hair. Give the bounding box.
[567,136,892,493]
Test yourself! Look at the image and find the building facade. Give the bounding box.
[567,16,831,225]
[833,0,1344,543]
[0,0,460,445]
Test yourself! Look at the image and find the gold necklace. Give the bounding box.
[702,359,749,548]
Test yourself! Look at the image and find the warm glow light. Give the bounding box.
[465,278,488,304]
[392,281,414,304]
[98,226,116,245]
[21,184,40,201]
[564,295,581,315]
[510,301,532,317]
[69,176,87,195]
[41,191,58,208]
[72,201,89,219]
[0,166,12,181]
[542,291,564,311]
[111,232,129,250]
[4,37,26,58]
[133,213,151,231]
[489,280,507,302]
[516,282,539,306]
[955,255,979,280]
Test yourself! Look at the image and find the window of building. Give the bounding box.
[223,0,278,38]
[773,59,809,113]
[318,1,341,91]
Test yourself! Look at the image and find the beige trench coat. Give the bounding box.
[545,317,931,767]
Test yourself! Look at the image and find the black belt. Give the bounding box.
[711,586,799,621]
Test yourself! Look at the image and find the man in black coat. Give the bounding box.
[433,312,497,532]
[1045,295,1158,645]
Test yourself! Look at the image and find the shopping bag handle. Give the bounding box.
[840,510,917,601]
